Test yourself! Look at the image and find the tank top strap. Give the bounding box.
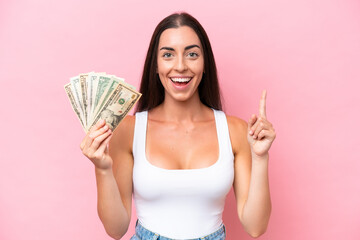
[133,111,148,161]
[213,109,234,158]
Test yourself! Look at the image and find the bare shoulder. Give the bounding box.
[226,115,248,131]
[109,115,136,157]
[225,114,249,155]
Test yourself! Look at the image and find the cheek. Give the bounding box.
[192,58,204,74]
[157,71,168,88]
[157,59,171,73]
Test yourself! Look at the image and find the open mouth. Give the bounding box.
[170,77,192,85]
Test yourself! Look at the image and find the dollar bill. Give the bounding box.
[79,72,92,128]
[65,72,141,133]
[70,76,85,124]
[92,75,125,120]
[64,83,86,131]
[86,72,106,128]
[90,82,141,131]
[91,75,112,121]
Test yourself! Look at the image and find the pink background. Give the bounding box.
[1,0,359,239]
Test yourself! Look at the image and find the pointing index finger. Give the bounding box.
[259,90,267,118]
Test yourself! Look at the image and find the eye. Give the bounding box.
[162,52,173,58]
[187,52,199,58]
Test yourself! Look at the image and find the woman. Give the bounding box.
[80,12,276,240]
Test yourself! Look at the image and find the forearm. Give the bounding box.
[241,153,271,237]
[95,167,129,239]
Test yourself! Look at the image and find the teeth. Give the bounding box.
[171,77,192,83]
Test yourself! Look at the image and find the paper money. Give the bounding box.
[64,72,141,133]
[87,72,105,128]
[91,82,141,131]
[64,83,86,131]
[79,72,92,127]
[69,76,85,124]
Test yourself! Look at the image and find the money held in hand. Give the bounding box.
[64,72,142,132]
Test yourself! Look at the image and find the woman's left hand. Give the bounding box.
[248,90,276,158]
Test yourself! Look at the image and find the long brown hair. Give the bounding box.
[136,12,222,112]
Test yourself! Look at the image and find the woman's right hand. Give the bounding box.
[80,119,113,170]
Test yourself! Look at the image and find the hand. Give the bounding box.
[80,119,113,170]
[248,90,276,157]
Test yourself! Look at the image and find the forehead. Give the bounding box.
[158,26,202,49]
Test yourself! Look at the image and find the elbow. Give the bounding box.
[244,221,269,238]
[106,229,126,240]
[248,227,268,238]
[241,217,267,238]
[109,234,121,240]
[239,216,268,238]
[104,224,128,240]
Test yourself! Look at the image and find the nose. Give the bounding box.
[174,56,188,72]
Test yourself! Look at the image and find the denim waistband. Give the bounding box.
[134,219,226,240]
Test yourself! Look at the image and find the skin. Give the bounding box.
[80,26,276,239]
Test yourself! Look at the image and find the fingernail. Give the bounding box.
[249,130,253,135]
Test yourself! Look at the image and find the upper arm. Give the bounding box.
[227,116,252,224]
[108,115,135,223]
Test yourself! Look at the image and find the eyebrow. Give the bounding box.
[159,44,201,51]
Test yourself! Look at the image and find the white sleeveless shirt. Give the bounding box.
[132,109,234,239]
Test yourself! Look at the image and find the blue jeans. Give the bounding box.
[130,219,226,240]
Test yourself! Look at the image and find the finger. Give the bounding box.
[259,90,267,119]
[248,114,257,135]
[80,129,92,150]
[95,132,113,156]
[253,121,269,139]
[89,124,109,140]
[82,119,106,149]
[250,116,265,136]
[80,136,87,150]
[85,124,109,149]
[89,119,106,133]
[257,129,271,140]
[90,129,112,150]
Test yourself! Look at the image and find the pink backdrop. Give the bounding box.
[1,0,359,239]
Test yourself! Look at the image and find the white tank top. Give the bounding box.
[132,109,234,239]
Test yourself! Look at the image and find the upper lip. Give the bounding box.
[169,76,193,78]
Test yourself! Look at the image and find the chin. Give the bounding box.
[170,92,197,102]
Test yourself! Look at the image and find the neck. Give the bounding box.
[156,92,209,123]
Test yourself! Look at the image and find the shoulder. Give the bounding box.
[113,114,135,137]
[109,114,136,155]
[226,114,248,138]
[225,114,249,155]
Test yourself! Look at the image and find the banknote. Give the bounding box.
[86,72,106,127]
[64,83,86,131]
[90,82,141,131]
[91,75,112,120]
[69,76,85,124]
[79,72,93,127]
[64,72,141,133]
[92,76,125,119]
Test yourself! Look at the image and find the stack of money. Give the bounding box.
[64,72,142,133]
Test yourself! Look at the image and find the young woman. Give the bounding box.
[80,12,276,240]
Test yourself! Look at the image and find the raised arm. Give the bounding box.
[80,116,135,239]
[228,90,276,238]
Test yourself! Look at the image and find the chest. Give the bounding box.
[145,120,219,170]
